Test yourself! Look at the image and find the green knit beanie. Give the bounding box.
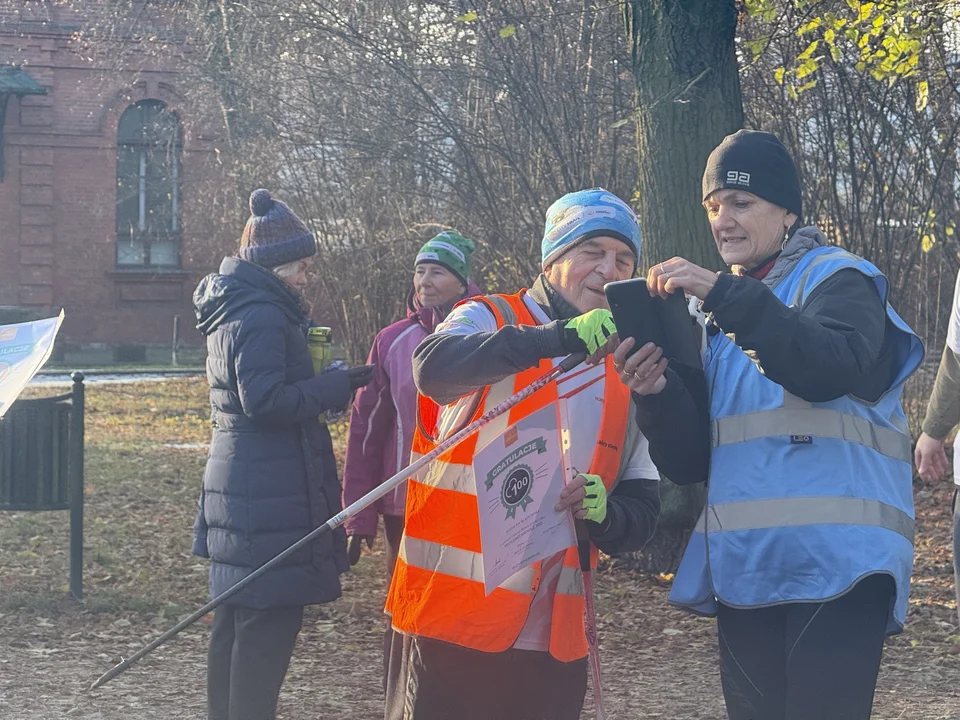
[414,231,475,285]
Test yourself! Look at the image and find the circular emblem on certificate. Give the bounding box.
[500,463,534,518]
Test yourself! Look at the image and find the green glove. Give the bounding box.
[563,309,617,355]
[579,473,607,525]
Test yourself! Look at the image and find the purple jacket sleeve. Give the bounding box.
[341,327,395,537]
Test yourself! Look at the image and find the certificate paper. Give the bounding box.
[473,403,576,595]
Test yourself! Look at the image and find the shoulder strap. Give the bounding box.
[789,248,862,307]
[472,292,537,328]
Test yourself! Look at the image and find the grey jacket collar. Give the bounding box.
[527,274,579,321]
[760,226,826,290]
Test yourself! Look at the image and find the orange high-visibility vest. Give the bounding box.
[385,291,631,661]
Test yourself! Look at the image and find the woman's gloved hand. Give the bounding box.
[347,534,374,566]
[347,364,375,390]
[561,309,617,355]
[316,362,375,416]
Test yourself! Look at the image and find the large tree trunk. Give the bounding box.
[626,0,743,267]
[624,0,744,573]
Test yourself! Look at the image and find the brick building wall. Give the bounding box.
[0,1,233,361]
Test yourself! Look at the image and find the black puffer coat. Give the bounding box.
[192,257,350,608]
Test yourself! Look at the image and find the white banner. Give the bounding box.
[0,310,65,418]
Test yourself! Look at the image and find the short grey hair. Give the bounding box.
[272,260,301,279]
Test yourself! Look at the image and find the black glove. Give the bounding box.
[314,370,352,414]
[347,534,374,566]
[347,364,375,391]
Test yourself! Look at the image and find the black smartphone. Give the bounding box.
[604,278,701,368]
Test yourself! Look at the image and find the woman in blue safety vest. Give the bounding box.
[611,130,924,720]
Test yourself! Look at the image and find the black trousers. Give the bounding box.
[207,604,304,720]
[716,574,893,720]
[384,631,587,720]
[383,513,405,581]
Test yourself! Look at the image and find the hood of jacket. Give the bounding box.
[194,256,309,336]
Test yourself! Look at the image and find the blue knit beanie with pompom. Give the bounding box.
[237,188,316,268]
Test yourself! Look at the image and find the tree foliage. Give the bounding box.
[744,0,946,92]
[739,0,960,429]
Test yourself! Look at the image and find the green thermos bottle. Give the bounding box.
[307,327,334,422]
[307,326,333,375]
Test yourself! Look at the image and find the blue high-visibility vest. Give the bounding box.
[669,246,924,634]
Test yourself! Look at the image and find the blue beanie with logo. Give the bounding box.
[541,188,642,270]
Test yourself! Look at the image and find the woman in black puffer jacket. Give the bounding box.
[192,189,372,720]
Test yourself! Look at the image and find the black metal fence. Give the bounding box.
[0,372,85,597]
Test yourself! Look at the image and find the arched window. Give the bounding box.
[116,100,182,267]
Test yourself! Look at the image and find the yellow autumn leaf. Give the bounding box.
[921,235,935,252]
[798,39,819,61]
[916,80,929,112]
[798,18,822,36]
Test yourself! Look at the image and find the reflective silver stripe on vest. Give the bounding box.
[556,565,584,597]
[889,413,908,435]
[711,406,912,463]
[692,496,914,543]
[484,294,519,327]
[416,459,480,495]
[399,536,536,594]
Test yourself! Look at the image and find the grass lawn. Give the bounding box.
[0,378,957,719]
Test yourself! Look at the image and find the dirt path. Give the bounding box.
[1,380,957,719]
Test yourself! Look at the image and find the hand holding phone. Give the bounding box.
[611,337,669,395]
[604,278,701,368]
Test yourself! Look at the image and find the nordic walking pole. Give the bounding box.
[577,520,608,720]
[557,389,607,719]
[88,351,588,692]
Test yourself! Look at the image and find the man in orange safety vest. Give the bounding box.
[384,188,681,720]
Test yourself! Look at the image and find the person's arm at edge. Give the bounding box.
[922,345,960,441]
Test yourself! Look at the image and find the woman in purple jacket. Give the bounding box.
[341,231,481,577]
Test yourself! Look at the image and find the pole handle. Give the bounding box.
[560,352,588,372]
[575,519,591,572]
